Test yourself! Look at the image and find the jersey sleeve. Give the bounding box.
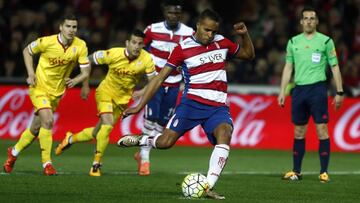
[144,55,156,76]
[222,37,240,56]
[325,38,338,67]
[143,25,152,47]
[93,49,111,65]
[78,43,90,68]
[165,45,184,69]
[28,37,47,55]
[285,39,294,64]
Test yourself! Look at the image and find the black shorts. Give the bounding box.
[291,82,329,125]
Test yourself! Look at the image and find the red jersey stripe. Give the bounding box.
[189,81,227,92]
[186,94,226,107]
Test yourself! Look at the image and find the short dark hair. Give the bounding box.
[162,0,183,7]
[60,13,78,24]
[198,9,221,23]
[301,6,317,19]
[128,29,145,39]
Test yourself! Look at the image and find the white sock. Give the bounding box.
[139,133,161,148]
[11,147,19,157]
[207,144,230,189]
[140,124,164,162]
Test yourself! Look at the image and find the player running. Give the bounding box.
[55,29,156,176]
[3,14,91,175]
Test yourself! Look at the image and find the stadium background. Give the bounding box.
[0,0,359,152]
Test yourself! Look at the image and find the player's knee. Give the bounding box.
[42,118,54,129]
[294,126,306,139]
[156,136,176,149]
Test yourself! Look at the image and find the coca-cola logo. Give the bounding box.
[0,89,31,137]
[0,89,59,138]
[186,96,272,146]
[334,103,360,151]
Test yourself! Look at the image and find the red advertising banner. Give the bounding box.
[1,85,359,152]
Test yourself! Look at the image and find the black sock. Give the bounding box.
[293,138,305,174]
[319,138,330,173]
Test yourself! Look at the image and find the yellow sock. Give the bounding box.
[14,129,36,153]
[38,127,52,164]
[94,125,113,163]
[72,127,95,143]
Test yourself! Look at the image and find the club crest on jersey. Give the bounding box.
[72,47,77,53]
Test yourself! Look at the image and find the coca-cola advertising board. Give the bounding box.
[1,85,359,152]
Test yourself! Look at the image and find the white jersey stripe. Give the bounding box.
[151,55,167,68]
[151,40,178,53]
[189,70,227,84]
[187,89,227,103]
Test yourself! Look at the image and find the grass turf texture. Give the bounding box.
[0,140,359,202]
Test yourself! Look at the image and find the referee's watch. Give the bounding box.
[336,91,344,96]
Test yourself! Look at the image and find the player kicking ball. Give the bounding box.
[117,9,255,199]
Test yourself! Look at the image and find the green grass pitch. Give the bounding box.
[0,140,359,202]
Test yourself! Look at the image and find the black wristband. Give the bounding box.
[336,91,344,96]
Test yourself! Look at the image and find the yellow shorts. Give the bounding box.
[29,87,61,113]
[95,89,127,123]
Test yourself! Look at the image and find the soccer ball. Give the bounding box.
[181,173,209,198]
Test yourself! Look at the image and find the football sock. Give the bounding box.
[142,119,155,135]
[94,125,113,162]
[140,124,163,162]
[140,119,156,162]
[38,127,53,164]
[207,144,230,189]
[293,138,305,173]
[13,128,36,156]
[72,127,95,143]
[319,138,330,173]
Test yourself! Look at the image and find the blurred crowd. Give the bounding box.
[0,0,359,96]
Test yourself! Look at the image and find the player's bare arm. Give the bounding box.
[23,46,36,86]
[278,63,294,107]
[80,77,90,100]
[123,66,172,116]
[234,22,255,60]
[65,65,91,88]
[330,64,344,110]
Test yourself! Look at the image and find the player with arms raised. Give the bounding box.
[3,14,91,175]
[118,9,255,199]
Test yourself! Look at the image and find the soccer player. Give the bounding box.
[278,6,344,183]
[55,29,156,177]
[3,14,91,175]
[136,0,194,176]
[118,9,255,199]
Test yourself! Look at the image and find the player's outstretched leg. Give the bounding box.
[55,131,73,155]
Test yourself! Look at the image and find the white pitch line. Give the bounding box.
[179,171,360,175]
[1,171,360,176]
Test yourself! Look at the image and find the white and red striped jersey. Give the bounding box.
[166,35,240,107]
[144,21,193,86]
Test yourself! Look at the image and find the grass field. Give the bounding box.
[0,140,359,203]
